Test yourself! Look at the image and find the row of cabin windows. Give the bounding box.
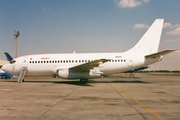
[30,60,91,64]
[29,59,126,64]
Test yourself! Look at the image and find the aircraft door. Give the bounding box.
[127,59,133,67]
[22,57,28,68]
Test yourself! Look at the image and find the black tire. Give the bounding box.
[80,79,88,83]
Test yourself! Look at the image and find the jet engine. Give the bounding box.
[57,69,102,79]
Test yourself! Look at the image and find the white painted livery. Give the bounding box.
[1,19,175,82]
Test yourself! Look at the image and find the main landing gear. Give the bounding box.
[80,79,88,83]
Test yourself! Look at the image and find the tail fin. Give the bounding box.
[4,52,13,61]
[126,19,164,55]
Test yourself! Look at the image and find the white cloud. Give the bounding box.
[163,22,180,35]
[170,24,180,29]
[165,38,180,43]
[162,22,180,29]
[118,0,142,8]
[133,24,150,29]
[167,27,180,35]
[163,22,172,29]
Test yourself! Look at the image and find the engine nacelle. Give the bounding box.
[58,69,69,79]
[57,69,102,79]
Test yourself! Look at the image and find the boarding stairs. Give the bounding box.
[17,68,27,83]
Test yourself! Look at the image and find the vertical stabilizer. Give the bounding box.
[4,52,13,61]
[126,19,164,55]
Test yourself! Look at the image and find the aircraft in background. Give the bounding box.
[4,52,13,61]
[0,52,13,79]
[0,69,12,79]
[0,52,13,68]
[125,66,148,78]
[2,19,175,83]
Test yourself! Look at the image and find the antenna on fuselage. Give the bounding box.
[14,30,20,58]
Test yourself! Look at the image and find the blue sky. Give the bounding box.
[0,0,180,70]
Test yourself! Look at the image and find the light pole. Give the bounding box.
[14,30,20,58]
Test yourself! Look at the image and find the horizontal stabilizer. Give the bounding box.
[145,50,176,58]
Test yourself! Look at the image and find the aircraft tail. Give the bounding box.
[126,19,164,55]
[4,52,13,61]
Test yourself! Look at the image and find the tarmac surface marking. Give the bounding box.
[110,83,166,120]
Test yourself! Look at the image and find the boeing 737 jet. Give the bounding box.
[1,19,175,83]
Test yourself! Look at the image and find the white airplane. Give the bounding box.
[1,19,175,83]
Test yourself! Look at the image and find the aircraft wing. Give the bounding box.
[145,49,176,58]
[69,59,110,72]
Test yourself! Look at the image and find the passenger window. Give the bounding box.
[38,61,40,63]
[79,60,81,63]
[41,61,43,63]
[29,61,31,63]
[47,61,48,63]
[32,61,34,63]
[124,60,126,62]
[55,61,57,63]
[35,61,37,63]
[52,61,54,63]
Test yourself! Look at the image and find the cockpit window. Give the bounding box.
[10,60,16,64]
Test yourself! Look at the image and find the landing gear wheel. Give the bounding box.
[80,79,88,83]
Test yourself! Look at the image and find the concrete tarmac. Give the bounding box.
[0,73,180,120]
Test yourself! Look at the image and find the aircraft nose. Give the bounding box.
[1,64,7,71]
[1,64,12,73]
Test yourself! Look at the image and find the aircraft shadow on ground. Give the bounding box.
[1,79,150,86]
[0,80,92,86]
